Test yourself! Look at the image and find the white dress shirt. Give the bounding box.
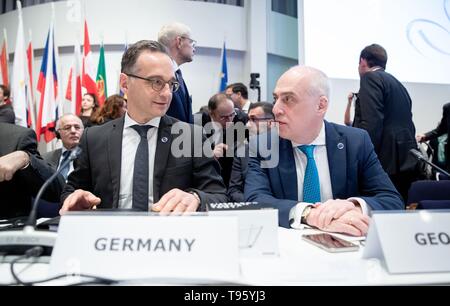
[119,113,160,209]
[242,100,252,113]
[289,122,369,229]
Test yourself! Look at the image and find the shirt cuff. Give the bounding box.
[289,202,313,230]
[348,197,371,216]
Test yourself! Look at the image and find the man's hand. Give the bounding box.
[0,151,30,182]
[152,188,200,214]
[60,189,101,215]
[309,199,362,230]
[307,206,370,236]
[416,134,426,143]
[213,143,228,159]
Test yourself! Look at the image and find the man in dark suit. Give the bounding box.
[0,123,64,218]
[245,66,403,236]
[158,22,195,123]
[60,40,227,214]
[43,114,83,180]
[417,102,450,172]
[352,44,418,203]
[228,102,274,202]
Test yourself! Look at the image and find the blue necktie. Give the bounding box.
[131,125,152,211]
[59,150,71,181]
[298,145,321,203]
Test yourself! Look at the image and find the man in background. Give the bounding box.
[226,83,252,113]
[158,22,196,123]
[352,44,418,203]
[0,85,15,124]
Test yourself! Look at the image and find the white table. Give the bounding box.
[1,228,449,285]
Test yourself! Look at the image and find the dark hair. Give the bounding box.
[360,44,387,69]
[121,40,169,74]
[0,84,10,99]
[249,102,274,119]
[231,83,248,99]
[208,93,229,112]
[92,95,126,124]
[81,92,100,114]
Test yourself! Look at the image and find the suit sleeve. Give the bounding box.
[358,131,404,210]
[227,156,245,203]
[187,129,228,209]
[15,129,64,202]
[425,104,449,140]
[244,155,298,228]
[357,73,385,152]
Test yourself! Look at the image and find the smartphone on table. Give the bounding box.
[302,233,359,253]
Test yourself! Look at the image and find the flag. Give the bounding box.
[11,1,33,128]
[82,20,98,103]
[65,42,82,115]
[96,43,107,105]
[0,29,9,87]
[117,41,128,97]
[219,42,228,92]
[36,23,58,142]
[26,33,36,129]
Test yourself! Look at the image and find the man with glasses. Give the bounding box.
[43,114,84,182]
[158,22,196,123]
[60,40,227,214]
[228,102,275,202]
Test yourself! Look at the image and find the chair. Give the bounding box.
[407,180,450,209]
[417,200,450,210]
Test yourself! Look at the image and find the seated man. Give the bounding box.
[228,102,274,202]
[0,122,64,218]
[61,40,227,213]
[245,66,403,236]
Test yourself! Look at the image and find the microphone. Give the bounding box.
[0,147,82,256]
[409,148,450,177]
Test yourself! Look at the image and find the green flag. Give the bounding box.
[96,43,107,105]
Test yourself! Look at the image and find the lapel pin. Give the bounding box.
[337,143,344,150]
[161,137,168,143]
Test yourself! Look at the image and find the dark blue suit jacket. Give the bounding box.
[167,75,193,123]
[244,121,403,228]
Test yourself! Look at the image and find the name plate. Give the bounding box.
[363,211,450,274]
[209,209,279,257]
[49,213,240,282]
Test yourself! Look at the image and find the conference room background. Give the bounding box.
[0,0,449,137]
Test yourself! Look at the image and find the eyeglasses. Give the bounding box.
[126,74,180,92]
[219,111,236,121]
[60,124,82,132]
[249,116,274,122]
[180,36,197,48]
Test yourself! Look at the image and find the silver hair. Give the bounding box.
[56,113,83,130]
[158,22,192,47]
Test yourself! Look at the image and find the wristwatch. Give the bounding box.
[301,206,312,225]
[188,191,201,204]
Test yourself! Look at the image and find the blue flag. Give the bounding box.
[219,42,228,92]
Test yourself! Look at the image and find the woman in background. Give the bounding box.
[79,93,99,128]
[91,94,127,125]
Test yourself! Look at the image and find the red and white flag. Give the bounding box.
[26,32,36,129]
[11,1,33,128]
[36,22,59,142]
[65,42,82,115]
[82,20,98,102]
[0,29,9,87]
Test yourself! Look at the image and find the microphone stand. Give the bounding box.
[410,149,450,177]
